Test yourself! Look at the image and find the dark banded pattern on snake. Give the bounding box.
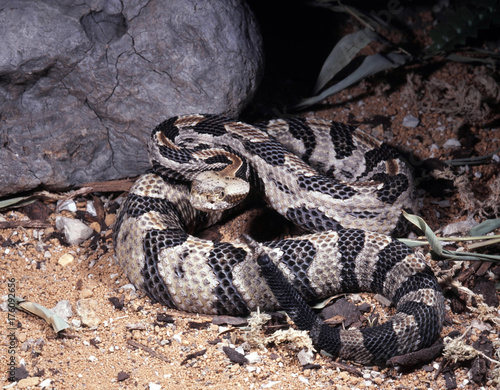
[113,114,445,364]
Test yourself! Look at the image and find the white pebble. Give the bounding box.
[120,283,136,291]
[297,348,314,366]
[172,333,182,344]
[39,378,52,388]
[88,355,97,362]
[149,383,162,390]
[57,199,77,212]
[442,138,461,149]
[55,216,94,245]
[245,352,261,364]
[86,201,97,216]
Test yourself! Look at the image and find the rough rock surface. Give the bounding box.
[0,0,263,196]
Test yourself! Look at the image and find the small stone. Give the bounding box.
[149,383,162,390]
[374,377,384,385]
[52,300,73,321]
[297,349,314,366]
[76,299,101,327]
[402,114,419,128]
[105,213,116,227]
[88,355,97,362]
[245,352,261,364]
[17,377,41,388]
[89,221,101,233]
[17,332,27,343]
[39,378,52,388]
[442,138,461,149]
[120,283,136,291]
[57,199,77,212]
[172,333,182,344]
[55,216,94,245]
[86,201,97,216]
[58,253,74,267]
[117,371,130,381]
[80,288,93,299]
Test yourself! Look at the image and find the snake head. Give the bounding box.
[190,171,250,212]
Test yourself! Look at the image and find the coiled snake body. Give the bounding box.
[114,114,445,364]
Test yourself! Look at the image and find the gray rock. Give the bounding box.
[297,348,314,366]
[55,216,94,245]
[0,0,263,197]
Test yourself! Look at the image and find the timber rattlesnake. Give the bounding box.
[113,114,445,364]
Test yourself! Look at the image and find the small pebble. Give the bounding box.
[52,300,73,321]
[76,299,101,327]
[57,199,77,212]
[16,377,40,388]
[55,216,94,245]
[58,253,74,267]
[86,201,97,216]
[39,378,52,388]
[80,288,93,299]
[245,352,261,364]
[402,114,419,128]
[442,138,461,149]
[297,349,314,366]
[105,213,116,227]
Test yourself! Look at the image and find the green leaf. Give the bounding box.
[313,29,377,93]
[0,196,34,210]
[469,218,500,236]
[14,296,70,333]
[445,147,500,166]
[401,211,500,262]
[294,51,410,110]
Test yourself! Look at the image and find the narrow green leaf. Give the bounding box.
[402,212,500,262]
[14,297,70,333]
[313,29,376,93]
[469,218,500,236]
[445,147,500,166]
[294,51,410,110]
[402,211,444,256]
[0,196,33,210]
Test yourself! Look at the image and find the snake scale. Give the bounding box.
[113,114,445,364]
